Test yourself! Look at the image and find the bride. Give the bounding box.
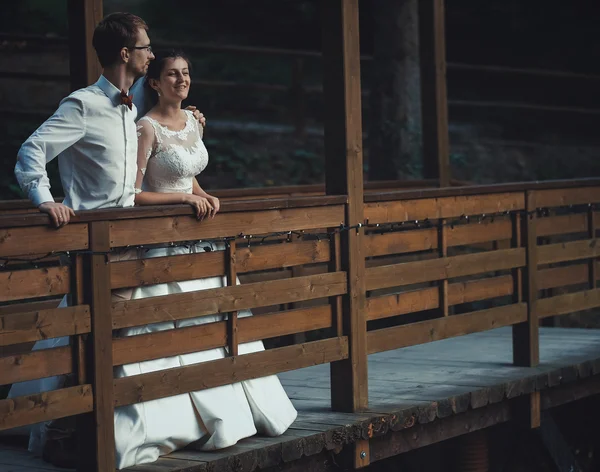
[113,49,297,469]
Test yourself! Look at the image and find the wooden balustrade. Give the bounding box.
[1,180,600,470]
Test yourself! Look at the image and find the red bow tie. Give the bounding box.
[120,89,134,110]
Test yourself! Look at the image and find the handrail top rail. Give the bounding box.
[0,179,440,213]
[0,195,347,229]
[365,178,600,203]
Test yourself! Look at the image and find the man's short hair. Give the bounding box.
[92,12,148,68]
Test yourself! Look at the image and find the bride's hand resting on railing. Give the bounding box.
[182,194,213,221]
[205,195,220,218]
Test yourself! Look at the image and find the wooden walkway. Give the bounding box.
[2,327,600,472]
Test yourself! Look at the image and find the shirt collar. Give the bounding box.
[95,75,128,106]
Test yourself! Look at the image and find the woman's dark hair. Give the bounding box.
[144,49,192,105]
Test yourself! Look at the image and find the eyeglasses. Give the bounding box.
[129,45,152,53]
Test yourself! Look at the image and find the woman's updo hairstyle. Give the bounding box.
[144,49,192,105]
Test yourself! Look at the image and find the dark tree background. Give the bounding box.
[0,0,599,200]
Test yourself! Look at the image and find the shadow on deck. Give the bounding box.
[2,327,599,472]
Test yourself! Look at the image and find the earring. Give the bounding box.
[157,90,161,97]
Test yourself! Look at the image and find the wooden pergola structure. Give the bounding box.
[2,2,600,472]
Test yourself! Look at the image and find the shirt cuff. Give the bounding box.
[30,187,55,207]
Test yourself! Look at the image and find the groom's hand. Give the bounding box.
[185,106,206,128]
[38,202,76,228]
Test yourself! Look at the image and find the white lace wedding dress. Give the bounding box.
[113,110,297,469]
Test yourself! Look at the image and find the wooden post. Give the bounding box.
[78,221,114,472]
[330,232,344,338]
[322,0,368,412]
[419,0,451,187]
[513,191,540,367]
[71,254,87,385]
[588,206,597,289]
[226,241,239,357]
[68,0,103,91]
[438,220,449,316]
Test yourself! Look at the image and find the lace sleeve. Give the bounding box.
[135,119,155,194]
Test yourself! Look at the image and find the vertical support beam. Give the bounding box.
[322,0,368,412]
[419,0,451,187]
[330,232,344,338]
[71,254,87,385]
[513,191,540,367]
[438,220,449,317]
[511,212,523,304]
[588,206,597,289]
[68,0,103,91]
[78,221,114,472]
[226,240,239,357]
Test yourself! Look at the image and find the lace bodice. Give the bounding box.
[136,110,208,194]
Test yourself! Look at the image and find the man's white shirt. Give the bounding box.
[15,75,138,210]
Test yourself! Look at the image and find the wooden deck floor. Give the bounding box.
[2,327,600,472]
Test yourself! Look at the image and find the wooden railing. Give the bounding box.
[1,178,600,470]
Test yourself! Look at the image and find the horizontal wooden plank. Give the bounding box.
[110,240,331,290]
[113,337,348,407]
[364,179,600,203]
[538,264,591,290]
[236,239,331,273]
[0,266,70,303]
[0,305,90,346]
[533,187,600,208]
[364,219,513,257]
[537,238,600,265]
[111,250,225,289]
[367,275,514,321]
[0,346,72,385]
[536,213,588,237]
[0,196,349,229]
[364,192,524,224]
[0,299,63,316]
[113,305,332,366]
[0,384,93,431]
[111,271,346,330]
[365,229,437,257]
[0,223,88,257]
[367,303,527,354]
[537,288,600,319]
[109,205,345,247]
[365,248,525,291]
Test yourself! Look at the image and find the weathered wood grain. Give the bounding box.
[0,346,72,384]
[114,337,349,407]
[111,272,346,330]
[533,187,600,208]
[109,205,345,247]
[367,303,527,353]
[365,248,525,291]
[0,384,93,431]
[537,288,600,318]
[366,275,514,321]
[0,267,70,303]
[538,238,600,265]
[0,305,90,346]
[364,192,524,224]
[0,223,88,257]
[113,321,226,366]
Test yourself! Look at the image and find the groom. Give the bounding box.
[15,13,205,226]
[12,12,202,467]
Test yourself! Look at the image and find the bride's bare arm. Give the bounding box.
[134,120,212,219]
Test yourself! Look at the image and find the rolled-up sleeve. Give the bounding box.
[15,97,86,207]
